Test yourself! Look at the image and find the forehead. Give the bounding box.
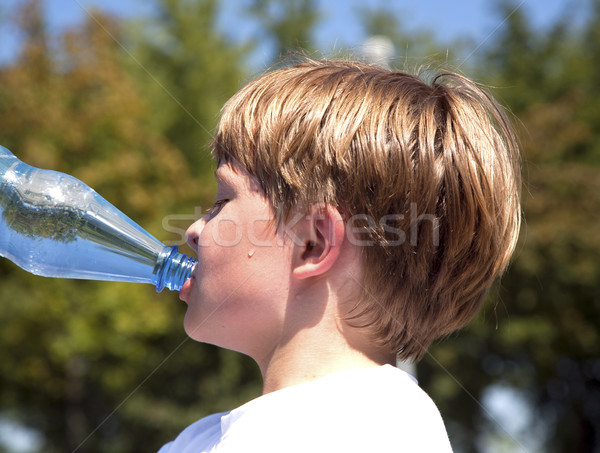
[215,160,263,194]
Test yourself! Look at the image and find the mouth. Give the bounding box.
[179,274,194,302]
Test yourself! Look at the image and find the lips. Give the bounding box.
[179,275,194,302]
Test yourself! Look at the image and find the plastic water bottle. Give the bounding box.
[0,145,196,292]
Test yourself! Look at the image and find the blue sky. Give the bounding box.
[0,0,589,68]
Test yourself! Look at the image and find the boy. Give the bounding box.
[160,58,521,452]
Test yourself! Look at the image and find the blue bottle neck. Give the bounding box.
[154,244,197,292]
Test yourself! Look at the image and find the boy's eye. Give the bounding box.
[206,199,229,216]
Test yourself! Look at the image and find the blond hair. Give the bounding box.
[212,59,521,361]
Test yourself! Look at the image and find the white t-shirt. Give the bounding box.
[158,365,453,452]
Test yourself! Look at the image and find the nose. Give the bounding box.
[185,217,207,250]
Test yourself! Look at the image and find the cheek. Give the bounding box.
[246,219,278,247]
[202,217,244,248]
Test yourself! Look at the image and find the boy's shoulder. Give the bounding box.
[159,366,453,452]
[157,411,227,453]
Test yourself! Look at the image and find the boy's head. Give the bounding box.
[211,58,521,361]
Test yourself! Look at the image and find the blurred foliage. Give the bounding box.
[0,0,599,452]
[128,0,249,174]
[358,5,453,68]
[248,0,320,61]
[0,1,258,452]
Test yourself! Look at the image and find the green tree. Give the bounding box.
[129,0,249,175]
[248,0,320,62]
[0,1,260,452]
[359,5,451,68]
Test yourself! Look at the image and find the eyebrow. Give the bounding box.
[214,162,240,186]
[214,168,231,186]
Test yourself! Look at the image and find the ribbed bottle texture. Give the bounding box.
[0,146,197,292]
[155,245,197,292]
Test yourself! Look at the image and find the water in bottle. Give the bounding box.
[0,145,196,292]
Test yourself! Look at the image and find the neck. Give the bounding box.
[255,255,394,395]
[257,321,394,395]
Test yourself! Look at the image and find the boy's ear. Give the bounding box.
[292,204,345,280]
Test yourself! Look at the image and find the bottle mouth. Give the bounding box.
[155,245,197,292]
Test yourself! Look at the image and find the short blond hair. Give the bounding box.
[212,59,521,361]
